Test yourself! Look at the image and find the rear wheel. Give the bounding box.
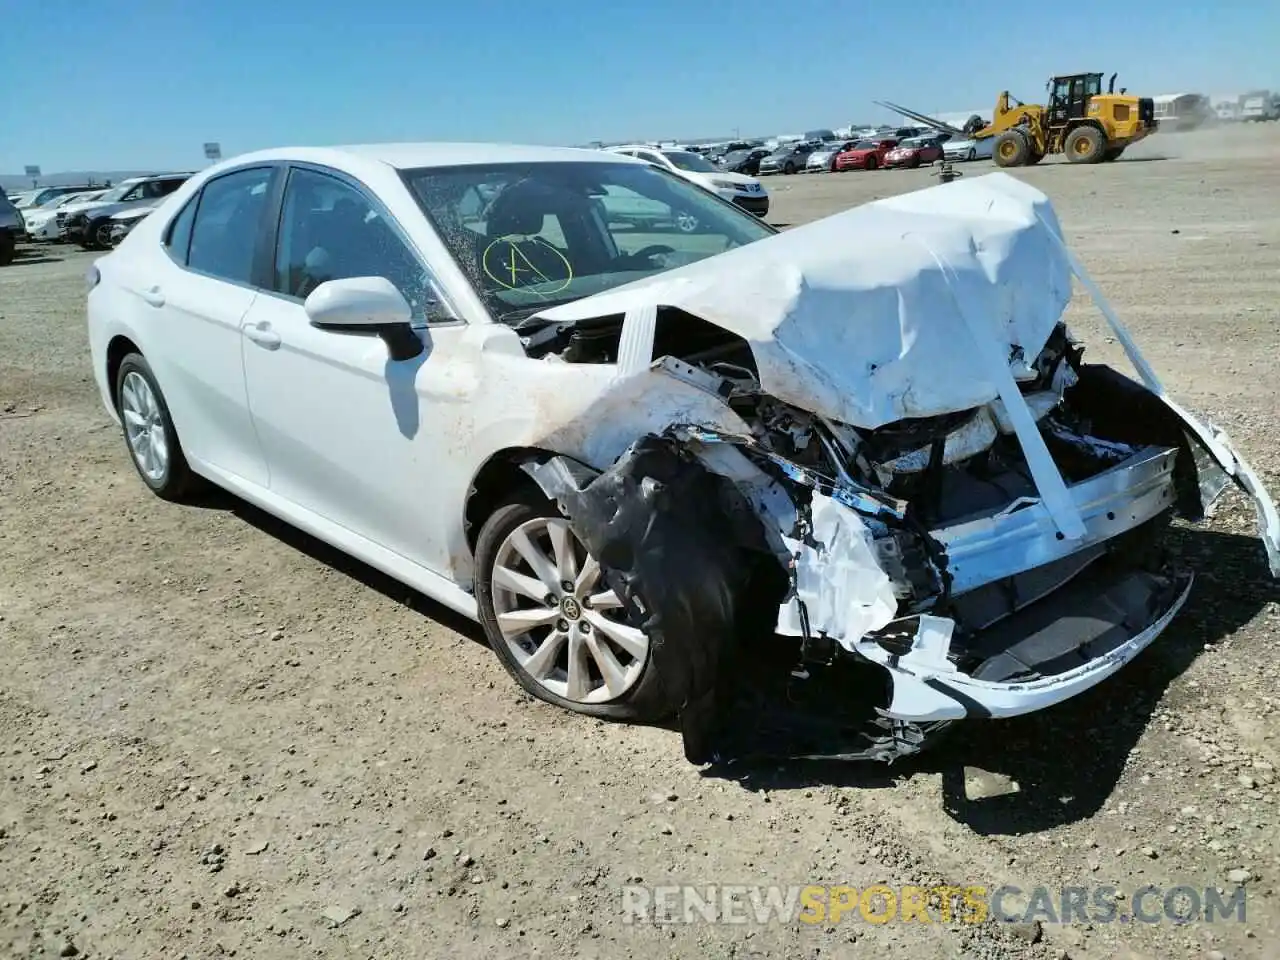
[993,130,1029,167]
[1065,125,1107,163]
[114,353,201,501]
[475,496,676,722]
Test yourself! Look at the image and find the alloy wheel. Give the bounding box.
[120,371,169,482]
[490,516,649,704]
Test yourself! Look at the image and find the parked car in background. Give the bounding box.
[943,136,995,162]
[106,206,156,247]
[605,146,768,217]
[805,140,857,173]
[64,173,191,250]
[834,138,899,171]
[758,142,816,175]
[0,191,22,265]
[23,190,107,240]
[803,129,837,143]
[884,136,945,168]
[718,147,771,176]
[15,184,101,209]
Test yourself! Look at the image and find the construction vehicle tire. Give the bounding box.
[1026,149,1045,165]
[1066,125,1107,163]
[993,130,1029,167]
[1102,146,1126,162]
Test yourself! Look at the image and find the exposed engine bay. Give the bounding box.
[521,305,1265,764]
[508,173,1279,766]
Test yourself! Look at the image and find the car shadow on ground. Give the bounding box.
[698,525,1278,835]
[187,486,487,644]
[12,246,65,266]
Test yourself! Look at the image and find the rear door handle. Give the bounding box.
[243,322,281,349]
[140,285,165,307]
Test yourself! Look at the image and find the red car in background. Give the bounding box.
[884,136,945,168]
[834,138,899,171]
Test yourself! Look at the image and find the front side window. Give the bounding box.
[273,167,447,321]
[405,160,775,325]
[187,166,273,284]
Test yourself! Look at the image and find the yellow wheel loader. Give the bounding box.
[976,73,1157,167]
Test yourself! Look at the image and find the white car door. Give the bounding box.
[238,165,466,575]
[139,165,275,488]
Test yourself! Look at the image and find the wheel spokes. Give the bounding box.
[508,528,561,594]
[584,610,647,661]
[492,564,550,603]
[497,605,560,638]
[584,630,630,698]
[523,629,568,679]
[547,521,578,584]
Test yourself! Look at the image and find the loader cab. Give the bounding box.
[1048,73,1103,127]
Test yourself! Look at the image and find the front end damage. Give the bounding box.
[517,173,1280,764]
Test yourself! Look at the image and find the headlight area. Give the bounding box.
[521,323,1228,766]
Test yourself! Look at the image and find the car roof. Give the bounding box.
[230,143,634,170]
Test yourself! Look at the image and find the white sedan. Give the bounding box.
[87,143,1279,764]
[605,145,769,218]
[942,136,995,162]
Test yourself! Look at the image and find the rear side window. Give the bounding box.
[187,167,273,284]
[164,197,198,263]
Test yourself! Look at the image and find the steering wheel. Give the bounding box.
[619,244,675,268]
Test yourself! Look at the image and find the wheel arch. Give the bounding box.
[105,334,143,412]
[463,446,565,555]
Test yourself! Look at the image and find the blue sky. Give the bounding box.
[1,0,1274,173]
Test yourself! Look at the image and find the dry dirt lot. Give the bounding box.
[2,124,1280,960]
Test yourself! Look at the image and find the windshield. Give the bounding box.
[405,160,775,324]
[661,151,717,173]
[96,183,136,203]
[849,141,876,150]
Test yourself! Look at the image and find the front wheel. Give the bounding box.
[114,353,201,501]
[0,232,14,266]
[475,497,676,722]
[865,156,877,170]
[783,161,796,175]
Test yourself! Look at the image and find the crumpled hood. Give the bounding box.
[532,171,1073,429]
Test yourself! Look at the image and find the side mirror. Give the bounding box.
[304,276,423,361]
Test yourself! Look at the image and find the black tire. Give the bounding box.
[967,148,976,161]
[1065,125,1107,163]
[993,130,1029,167]
[113,353,201,501]
[865,156,877,170]
[783,161,796,175]
[475,495,676,723]
[0,232,14,267]
[1102,146,1126,161]
[1026,149,1045,165]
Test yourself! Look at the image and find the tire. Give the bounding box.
[1065,125,1107,163]
[993,130,1030,167]
[783,162,795,175]
[1026,149,1045,165]
[0,232,14,267]
[475,495,676,722]
[908,156,920,169]
[114,353,201,501]
[865,156,877,170]
[1102,146,1126,162]
[967,148,976,161]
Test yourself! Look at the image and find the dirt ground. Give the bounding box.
[3,123,1279,960]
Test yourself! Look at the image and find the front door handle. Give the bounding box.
[243,322,281,349]
[140,285,165,308]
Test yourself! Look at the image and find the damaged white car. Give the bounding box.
[87,144,1280,763]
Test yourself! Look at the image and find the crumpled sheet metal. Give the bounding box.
[775,492,899,651]
[531,172,1073,430]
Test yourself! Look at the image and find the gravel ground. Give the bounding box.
[2,124,1279,960]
